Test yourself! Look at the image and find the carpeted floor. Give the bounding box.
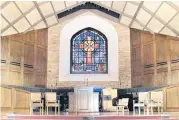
[2,112,179,120]
[10,115,179,120]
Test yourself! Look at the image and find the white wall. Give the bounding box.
[59,14,119,82]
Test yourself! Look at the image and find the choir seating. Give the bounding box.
[133,92,149,115]
[45,92,60,115]
[30,92,44,115]
[147,91,163,115]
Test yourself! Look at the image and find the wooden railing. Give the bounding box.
[0,85,31,116]
[151,84,179,112]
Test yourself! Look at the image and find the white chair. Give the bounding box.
[133,92,149,115]
[122,98,129,112]
[45,92,60,115]
[147,91,163,115]
[30,92,44,115]
[117,98,129,115]
[117,99,122,110]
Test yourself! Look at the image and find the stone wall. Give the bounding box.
[47,17,131,88]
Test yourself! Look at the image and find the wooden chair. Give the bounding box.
[133,92,149,115]
[45,92,60,115]
[30,92,44,115]
[147,91,163,115]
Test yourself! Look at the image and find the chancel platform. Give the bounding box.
[1,1,179,120]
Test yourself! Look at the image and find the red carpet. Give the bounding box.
[14,115,84,120]
[11,115,179,120]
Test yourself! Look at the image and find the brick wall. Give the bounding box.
[47,19,131,88]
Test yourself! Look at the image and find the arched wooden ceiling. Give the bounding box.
[1,1,179,37]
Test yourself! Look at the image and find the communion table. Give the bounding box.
[68,87,99,112]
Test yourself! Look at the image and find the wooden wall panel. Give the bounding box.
[24,44,34,65]
[130,29,142,87]
[35,75,45,87]
[171,38,179,71]
[10,71,22,86]
[143,74,154,86]
[14,89,30,108]
[171,38,179,61]
[131,28,179,87]
[156,35,167,63]
[143,44,154,65]
[0,86,30,115]
[9,34,21,42]
[166,85,179,111]
[1,70,7,85]
[131,47,141,76]
[24,44,34,72]
[132,76,142,87]
[24,73,33,86]
[143,44,154,75]
[131,29,141,46]
[171,70,179,84]
[10,40,22,66]
[24,31,35,45]
[1,28,47,87]
[141,32,154,69]
[141,32,153,44]
[1,37,8,62]
[36,48,46,74]
[156,72,167,85]
[37,29,47,47]
[0,86,12,108]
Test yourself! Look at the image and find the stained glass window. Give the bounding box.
[70,27,108,74]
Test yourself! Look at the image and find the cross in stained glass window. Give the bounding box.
[78,36,99,65]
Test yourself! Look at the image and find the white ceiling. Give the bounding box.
[1,1,179,37]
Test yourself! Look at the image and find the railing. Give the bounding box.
[0,85,31,116]
[151,84,179,112]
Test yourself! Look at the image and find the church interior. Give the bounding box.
[1,1,179,119]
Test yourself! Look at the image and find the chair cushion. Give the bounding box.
[31,103,43,107]
[133,103,145,107]
[46,103,58,107]
[147,102,162,107]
